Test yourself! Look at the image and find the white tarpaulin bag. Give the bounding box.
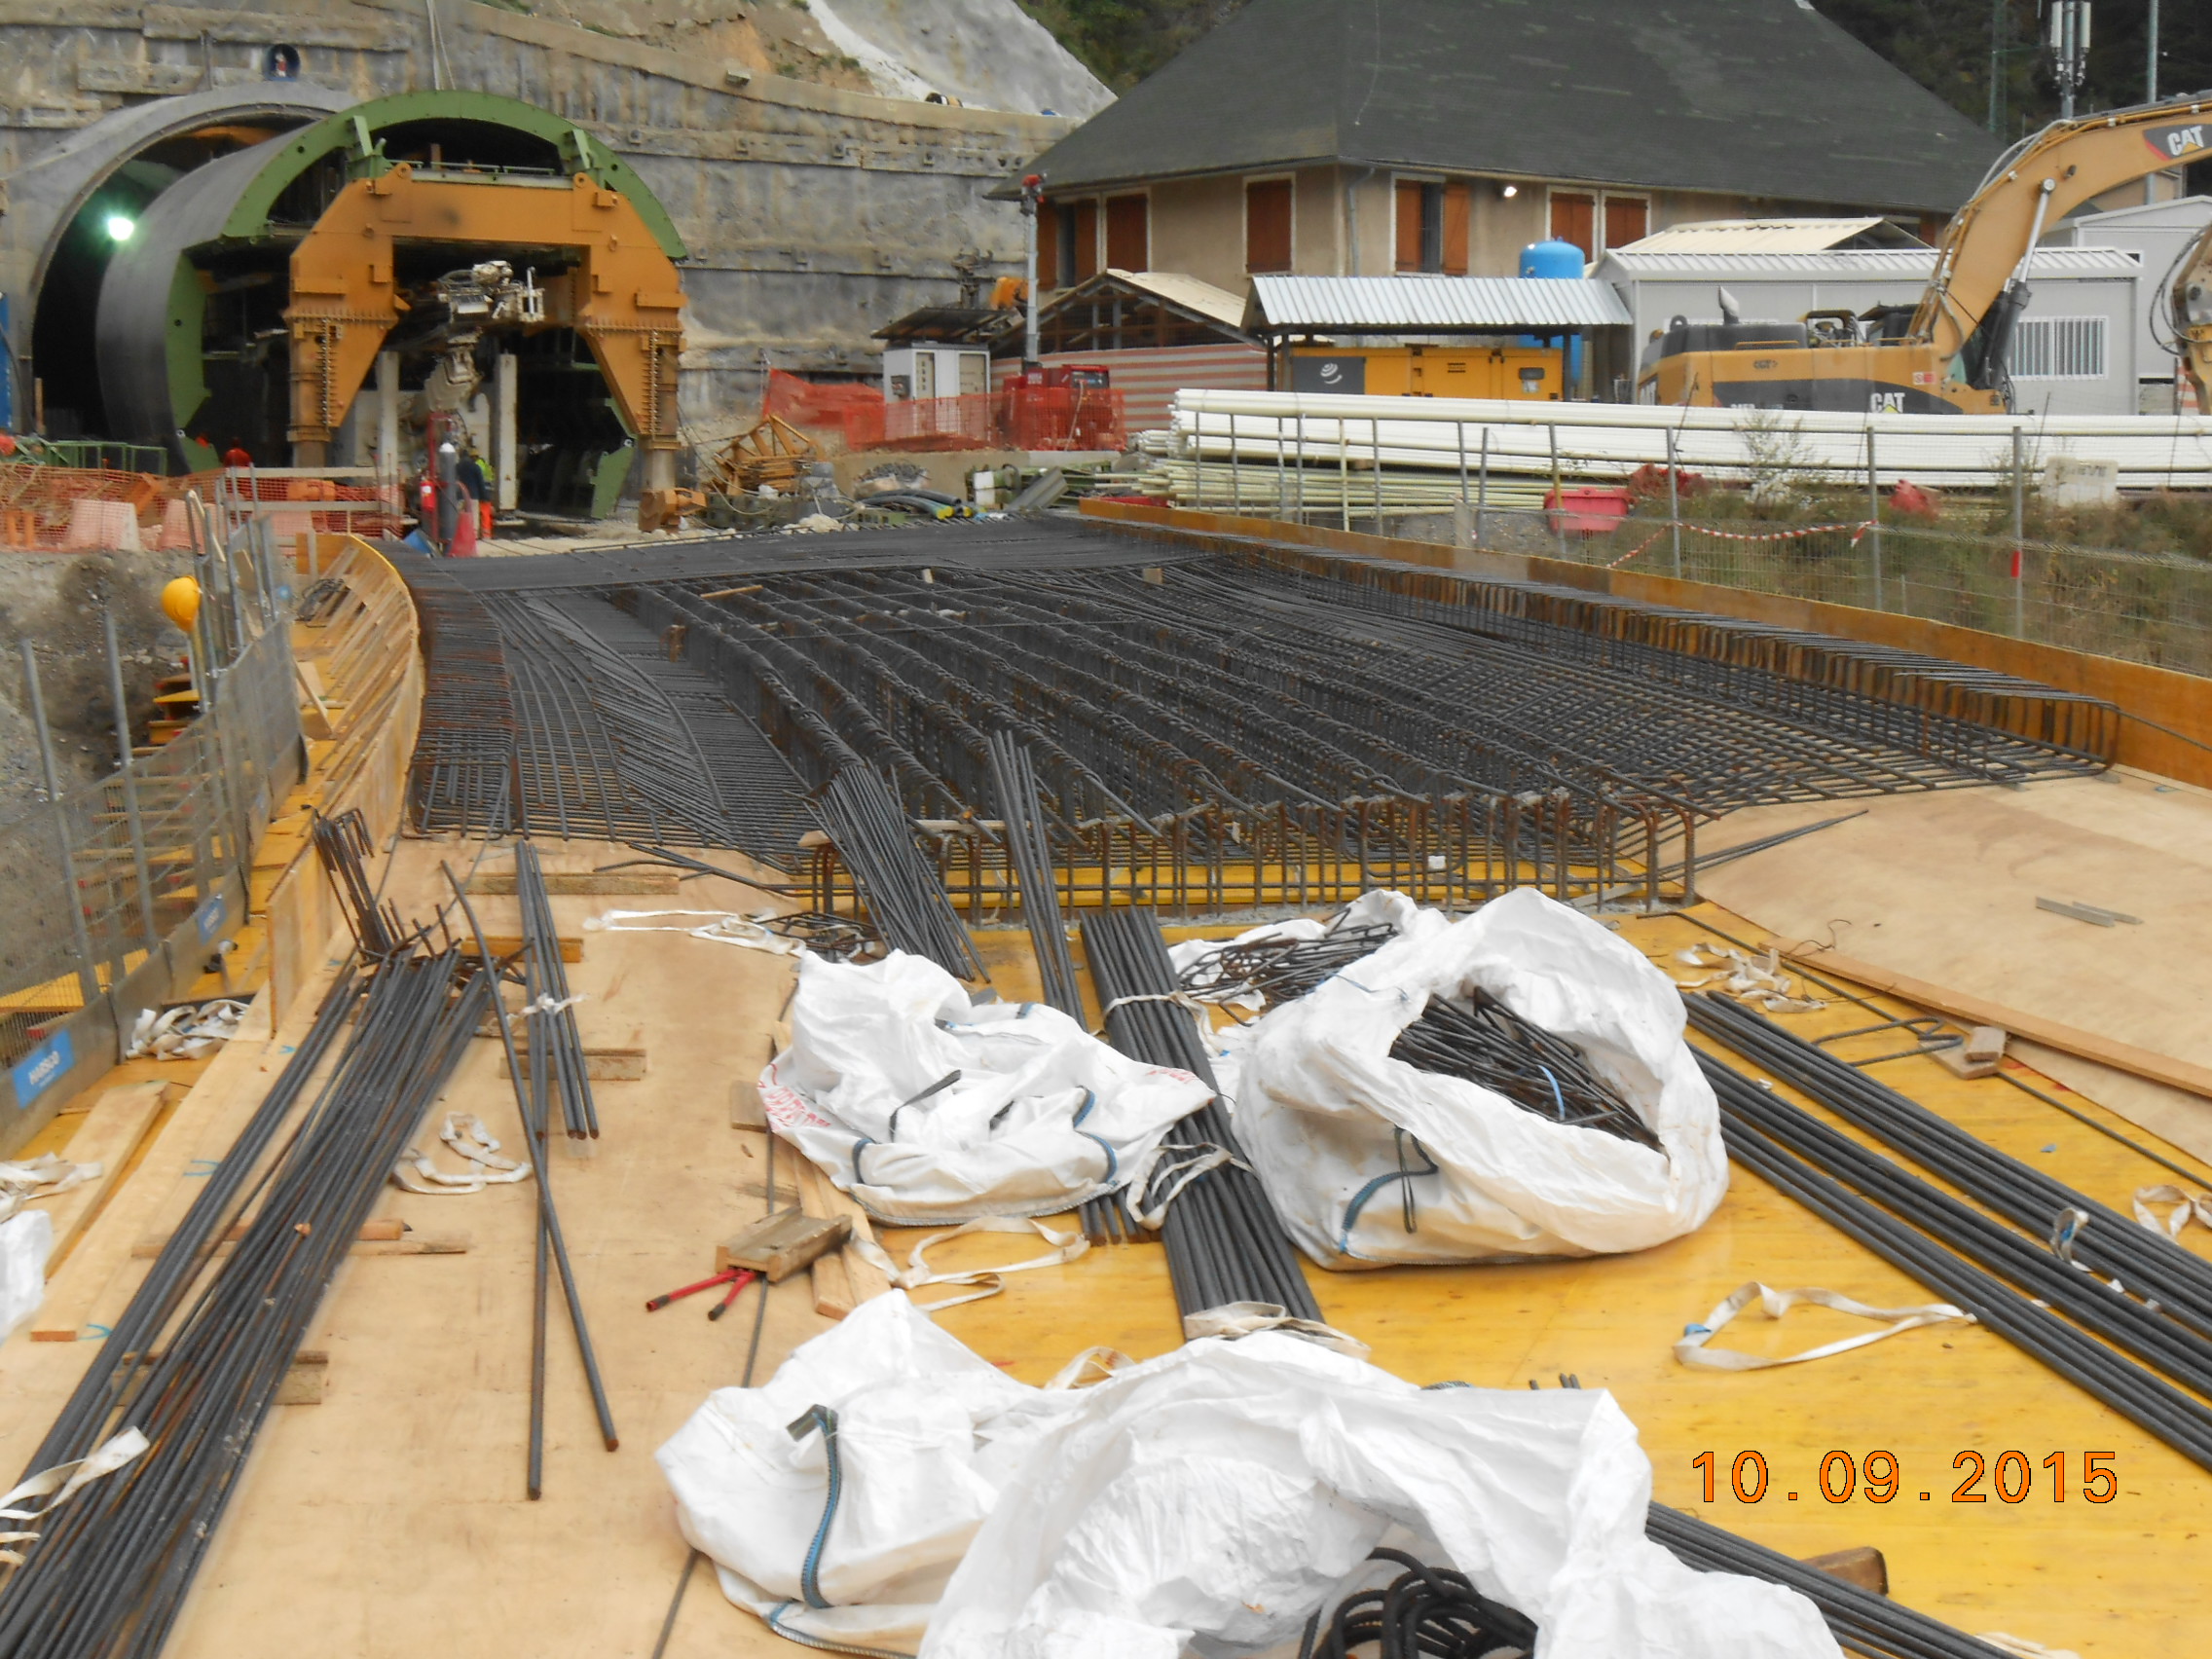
[656,1293,1837,1659]
[0,1210,54,1343]
[761,951,1212,1225]
[1222,888,1728,1267]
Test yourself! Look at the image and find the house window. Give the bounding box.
[1105,193,1149,272]
[2012,316,2107,379]
[1246,178,1293,273]
[1603,196,1647,252]
[1549,191,1596,259]
[1395,180,1470,274]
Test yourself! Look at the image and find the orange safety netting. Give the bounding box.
[762,369,1125,457]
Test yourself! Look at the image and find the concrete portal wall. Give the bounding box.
[0,0,1084,442]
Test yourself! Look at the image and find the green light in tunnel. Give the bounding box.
[104,214,135,242]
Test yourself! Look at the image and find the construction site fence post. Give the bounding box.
[1865,427,1883,608]
[1664,426,1682,577]
[102,612,160,952]
[20,643,104,1009]
[2012,425,2027,639]
[1476,426,1490,546]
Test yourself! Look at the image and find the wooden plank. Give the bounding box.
[483,934,583,963]
[717,1212,849,1283]
[1778,944,2212,1102]
[792,1150,893,1315]
[504,1037,646,1082]
[37,1081,174,1271]
[466,869,682,897]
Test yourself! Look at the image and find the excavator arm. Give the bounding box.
[1913,95,2212,362]
[2175,217,2212,412]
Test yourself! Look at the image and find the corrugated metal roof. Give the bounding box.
[1245,276,1632,334]
[1623,217,1920,253]
[1602,246,2142,278]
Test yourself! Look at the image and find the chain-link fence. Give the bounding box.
[0,514,304,1111]
[1151,414,2212,678]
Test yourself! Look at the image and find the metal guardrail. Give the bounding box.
[0,508,305,1126]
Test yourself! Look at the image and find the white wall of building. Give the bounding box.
[1596,247,2142,417]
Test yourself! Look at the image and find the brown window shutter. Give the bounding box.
[1442,182,1470,275]
[1603,196,1647,253]
[1037,200,1060,289]
[1105,194,1149,272]
[1245,179,1293,273]
[1550,192,1595,260]
[1072,200,1100,281]
[1395,180,1424,272]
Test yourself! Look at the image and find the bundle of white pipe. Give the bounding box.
[1168,389,2212,492]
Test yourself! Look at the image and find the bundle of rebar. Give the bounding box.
[0,948,490,1658]
[1179,922,1397,1007]
[1300,1549,1535,1659]
[814,765,983,979]
[985,732,1083,1019]
[1689,995,2212,1341]
[1389,990,1661,1151]
[444,866,619,1500]
[310,807,410,958]
[1082,905,1320,1320]
[515,840,598,1139]
[1646,1504,2019,1659]
[1693,1036,2212,1471]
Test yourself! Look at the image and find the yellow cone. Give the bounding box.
[160,576,201,632]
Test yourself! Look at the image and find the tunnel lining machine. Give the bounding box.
[94,91,688,504]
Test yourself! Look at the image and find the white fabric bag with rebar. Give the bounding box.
[1219,887,1729,1267]
[761,950,1212,1225]
[655,1291,1838,1659]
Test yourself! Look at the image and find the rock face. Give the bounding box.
[0,1,1109,443]
[0,549,194,825]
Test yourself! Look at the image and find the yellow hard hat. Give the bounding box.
[160,575,201,632]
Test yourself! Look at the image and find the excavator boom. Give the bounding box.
[1646,92,2212,414]
[2175,218,2212,413]
[1917,96,2212,361]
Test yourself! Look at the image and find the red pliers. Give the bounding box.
[645,1266,759,1319]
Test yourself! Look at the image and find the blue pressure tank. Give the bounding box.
[1518,239,1586,386]
[1518,240,1586,279]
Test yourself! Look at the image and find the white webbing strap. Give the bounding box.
[391,1114,534,1195]
[2133,1185,2212,1241]
[1043,1346,1134,1390]
[1125,1144,1238,1230]
[1182,1300,1371,1358]
[0,1427,149,1566]
[585,908,803,956]
[849,1217,1087,1313]
[1674,1281,1973,1371]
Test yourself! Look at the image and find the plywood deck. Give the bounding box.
[0,828,2205,1656]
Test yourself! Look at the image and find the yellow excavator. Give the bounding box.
[1643,92,2212,413]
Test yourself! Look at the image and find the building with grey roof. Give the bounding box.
[1020,0,2003,302]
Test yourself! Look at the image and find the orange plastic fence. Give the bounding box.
[763,369,1124,455]
[0,463,405,550]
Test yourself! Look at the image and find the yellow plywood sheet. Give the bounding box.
[915,904,2212,1656]
[1,840,2202,1657]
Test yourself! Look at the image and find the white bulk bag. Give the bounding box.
[656,1293,1837,1659]
[1223,887,1728,1266]
[761,951,1212,1225]
[0,1210,52,1342]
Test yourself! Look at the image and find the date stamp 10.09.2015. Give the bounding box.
[1689,1450,2119,1506]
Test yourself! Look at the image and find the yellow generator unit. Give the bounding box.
[1289,344,1563,400]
